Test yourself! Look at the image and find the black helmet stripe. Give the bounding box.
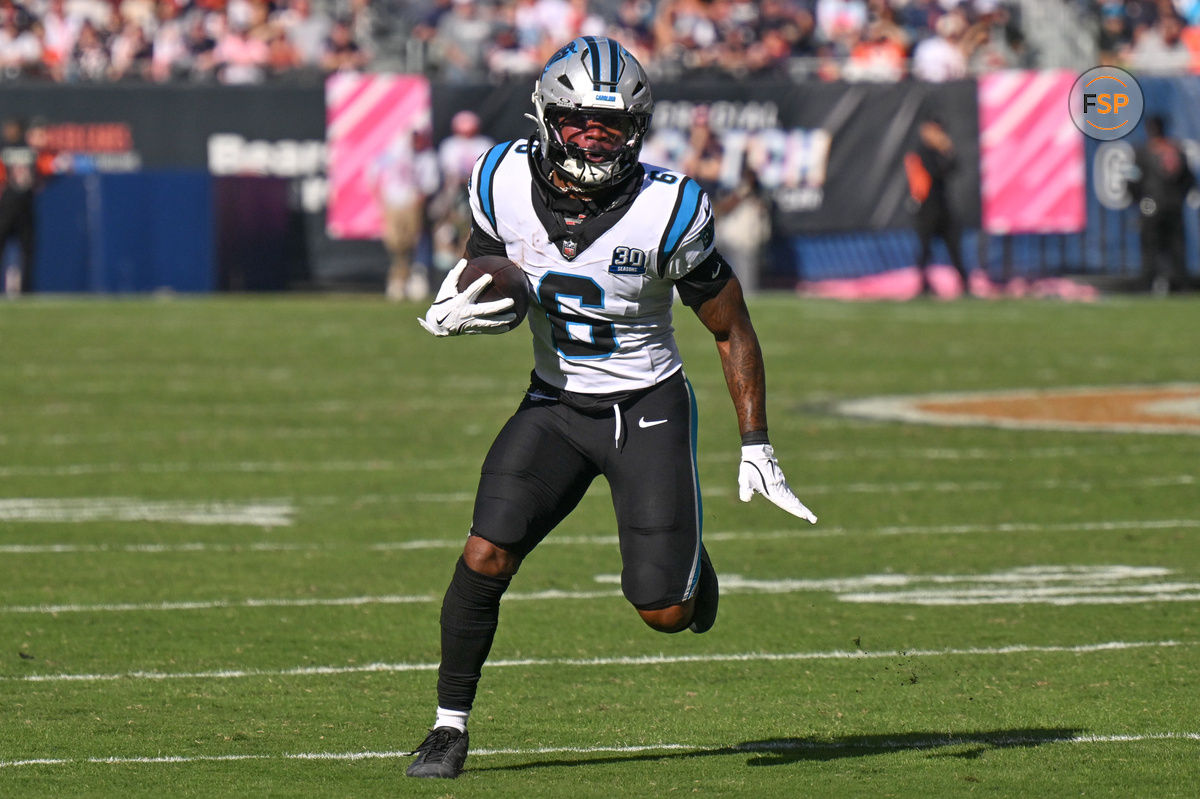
[581,35,623,91]
[582,35,601,90]
[607,38,621,84]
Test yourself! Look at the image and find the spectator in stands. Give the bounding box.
[214,13,270,84]
[486,22,541,78]
[0,12,44,80]
[843,19,908,81]
[277,0,331,69]
[1129,11,1193,74]
[320,15,368,72]
[911,9,968,82]
[265,20,302,76]
[1127,115,1195,295]
[965,0,1028,73]
[906,115,970,297]
[181,11,219,81]
[66,18,110,81]
[150,0,189,81]
[0,0,1113,85]
[815,0,867,45]
[408,0,455,66]
[41,0,81,79]
[431,0,493,82]
[344,0,376,52]
[611,0,655,54]
[119,0,158,31]
[109,19,154,80]
[1096,1,1132,65]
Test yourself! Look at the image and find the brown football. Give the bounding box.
[456,256,531,329]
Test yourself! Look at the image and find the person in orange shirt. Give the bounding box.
[905,115,969,297]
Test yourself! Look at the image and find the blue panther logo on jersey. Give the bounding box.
[608,246,648,275]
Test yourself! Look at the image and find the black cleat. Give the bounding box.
[689,545,719,634]
[405,727,468,778]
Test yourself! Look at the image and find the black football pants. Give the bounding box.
[472,369,704,610]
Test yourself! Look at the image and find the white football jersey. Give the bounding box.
[468,138,716,395]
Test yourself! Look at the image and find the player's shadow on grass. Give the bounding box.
[736,728,1084,765]
[475,728,1082,772]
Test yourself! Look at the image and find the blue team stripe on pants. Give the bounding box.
[684,374,703,599]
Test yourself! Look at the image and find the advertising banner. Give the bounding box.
[325,73,432,238]
[979,70,1085,234]
[434,79,982,235]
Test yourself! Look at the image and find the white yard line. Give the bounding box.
[0,499,292,527]
[0,589,621,615]
[2,730,1198,769]
[2,454,1195,496]
[5,640,1191,684]
[10,517,1200,556]
[8,562,1200,614]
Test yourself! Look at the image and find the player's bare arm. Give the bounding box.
[694,274,818,524]
[692,274,767,437]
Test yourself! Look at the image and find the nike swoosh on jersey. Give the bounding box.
[638,417,669,428]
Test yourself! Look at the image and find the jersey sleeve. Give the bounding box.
[466,140,519,243]
[674,249,734,308]
[658,178,717,280]
[465,219,508,258]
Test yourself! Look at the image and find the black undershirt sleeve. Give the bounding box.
[674,250,734,308]
[465,220,508,259]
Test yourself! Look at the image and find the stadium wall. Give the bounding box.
[6,75,1198,292]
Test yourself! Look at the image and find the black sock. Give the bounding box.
[436,555,511,712]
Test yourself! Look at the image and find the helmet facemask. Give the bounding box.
[529,37,654,194]
[540,105,650,190]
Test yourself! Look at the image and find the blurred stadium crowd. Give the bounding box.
[2,0,1195,86]
[1090,0,1200,73]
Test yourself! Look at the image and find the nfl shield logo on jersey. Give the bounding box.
[563,239,577,259]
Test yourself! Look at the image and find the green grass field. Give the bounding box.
[2,294,1198,797]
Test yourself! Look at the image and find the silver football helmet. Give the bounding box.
[529,36,653,192]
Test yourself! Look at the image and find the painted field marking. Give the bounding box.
[303,471,1197,504]
[5,434,1192,464]
[0,461,408,478]
[4,440,1193,477]
[601,565,1200,607]
[834,383,1200,435]
[0,499,292,527]
[0,589,619,615]
[3,730,1199,770]
[5,640,1190,684]
[6,518,1200,556]
[6,564,1200,614]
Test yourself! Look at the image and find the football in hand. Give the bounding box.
[457,256,531,330]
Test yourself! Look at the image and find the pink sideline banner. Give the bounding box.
[978,70,1085,234]
[326,73,431,239]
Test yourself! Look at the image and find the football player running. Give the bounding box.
[408,36,817,779]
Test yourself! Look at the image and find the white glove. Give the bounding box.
[738,444,818,523]
[418,258,517,337]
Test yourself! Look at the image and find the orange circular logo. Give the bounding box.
[1069,66,1144,141]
